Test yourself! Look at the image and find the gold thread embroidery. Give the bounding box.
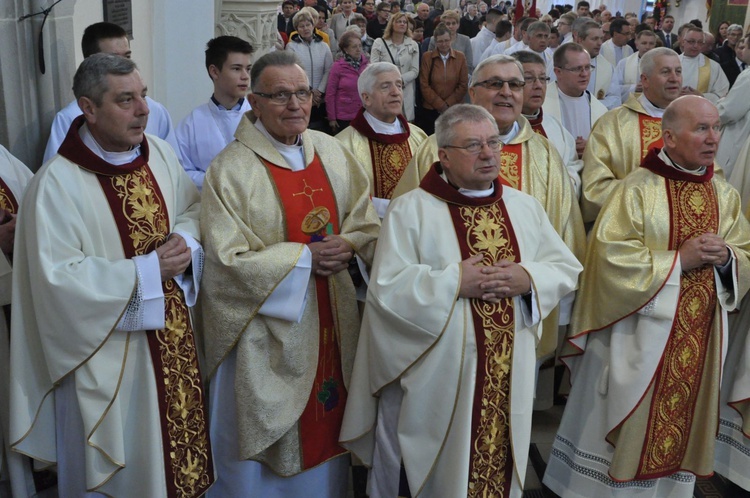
[640,117,663,160]
[0,182,16,214]
[500,149,521,190]
[370,140,412,200]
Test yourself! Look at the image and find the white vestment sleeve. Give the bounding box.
[258,245,313,322]
[172,230,203,307]
[517,292,540,328]
[117,251,165,331]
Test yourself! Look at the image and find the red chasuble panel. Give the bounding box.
[263,154,348,470]
[95,166,213,498]
[0,177,19,215]
[500,143,523,191]
[639,115,665,160]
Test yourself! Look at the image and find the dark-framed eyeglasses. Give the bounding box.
[472,78,526,91]
[443,138,504,155]
[253,87,313,105]
[524,75,551,85]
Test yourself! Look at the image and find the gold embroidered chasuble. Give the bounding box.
[391,117,585,359]
[335,109,428,200]
[565,149,750,480]
[198,112,380,476]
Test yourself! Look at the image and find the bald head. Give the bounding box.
[662,96,721,170]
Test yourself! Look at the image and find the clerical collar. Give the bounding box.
[498,121,520,143]
[658,148,706,176]
[364,110,404,135]
[419,162,502,206]
[211,95,245,111]
[439,173,495,197]
[638,93,665,118]
[79,123,141,165]
[254,120,305,171]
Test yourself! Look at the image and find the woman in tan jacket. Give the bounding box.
[418,23,468,134]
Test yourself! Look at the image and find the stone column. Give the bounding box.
[217,0,280,59]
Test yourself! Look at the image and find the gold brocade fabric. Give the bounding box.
[103,168,213,498]
[499,144,522,191]
[0,177,18,214]
[638,179,718,477]
[639,116,663,160]
[370,140,413,199]
[448,202,518,498]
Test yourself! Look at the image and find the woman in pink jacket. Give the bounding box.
[326,30,369,133]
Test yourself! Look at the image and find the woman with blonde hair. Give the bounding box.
[426,9,474,74]
[370,12,420,121]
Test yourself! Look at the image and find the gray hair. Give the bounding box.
[73,53,137,106]
[250,51,307,92]
[471,54,523,87]
[527,21,551,36]
[436,104,499,148]
[292,10,315,29]
[512,50,545,66]
[639,47,679,77]
[573,19,600,40]
[727,24,743,35]
[357,62,402,100]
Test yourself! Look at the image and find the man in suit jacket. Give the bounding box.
[720,36,747,87]
[656,14,677,50]
[278,0,297,35]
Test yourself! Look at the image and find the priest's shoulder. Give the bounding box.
[408,123,429,143]
[144,133,181,166]
[502,186,548,216]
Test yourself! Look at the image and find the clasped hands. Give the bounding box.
[459,253,531,303]
[309,235,354,277]
[679,232,730,271]
[155,234,192,281]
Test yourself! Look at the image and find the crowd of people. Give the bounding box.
[0,0,749,497]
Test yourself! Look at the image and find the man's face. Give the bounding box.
[81,71,149,152]
[377,6,391,22]
[636,34,656,56]
[600,10,611,22]
[283,3,295,17]
[467,4,476,16]
[702,33,715,54]
[363,0,375,13]
[362,70,404,122]
[417,3,429,19]
[554,50,591,96]
[737,39,750,64]
[528,30,549,52]
[548,32,560,47]
[521,62,547,114]
[479,2,488,13]
[642,55,682,107]
[413,27,424,41]
[557,19,571,36]
[98,37,132,58]
[727,29,743,48]
[663,99,721,170]
[576,4,590,16]
[612,25,632,47]
[645,17,655,29]
[211,52,252,102]
[248,64,312,145]
[682,30,704,57]
[468,62,523,132]
[580,27,604,58]
[438,119,501,190]
[661,17,674,32]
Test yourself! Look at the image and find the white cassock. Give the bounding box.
[0,146,35,498]
[480,38,514,61]
[543,82,608,141]
[471,26,497,67]
[600,39,634,68]
[717,68,750,176]
[43,97,182,164]
[588,54,621,110]
[175,97,251,190]
[679,53,730,104]
[525,110,583,197]
[610,52,641,104]
[340,171,581,498]
[505,43,556,81]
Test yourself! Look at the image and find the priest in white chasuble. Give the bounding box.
[581,47,683,224]
[198,51,380,497]
[393,54,585,360]
[544,96,750,498]
[340,104,582,498]
[336,62,427,219]
[0,146,35,498]
[9,54,212,498]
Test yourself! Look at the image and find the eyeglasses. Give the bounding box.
[682,39,703,45]
[254,88,313,105]
[558,64,595,73]
[443,138,503,154]
[472,78,526,91]
[524,75,550,85]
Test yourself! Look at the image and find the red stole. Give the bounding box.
[638,114,664,160]
[0,177,19,215]
[636,148,718,478]
[525,110,548,138]
[420,164,517,498]
[59,116,214,498]
[263,153,348,469]
[350,108,413,199]
[500,143,524,190]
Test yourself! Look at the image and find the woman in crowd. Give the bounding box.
[326,31,369,132]
[370,12,420,121]
[286,10,334,132]
[330,0,358,39]
[418,23,468,134]
[426,9,474,74]
[315,6,338,54]
[714,20,730,48]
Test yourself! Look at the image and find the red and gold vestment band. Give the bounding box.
[350,108,414,200]
[638,114,664,161]
[526,110,548,139]
[86,142,213,498]
[627,149,718,478]
[423,164,517,498]
[263,154,348,469]
[500,143,523,191]
[0,177,19,214]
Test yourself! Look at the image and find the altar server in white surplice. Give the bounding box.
[679,25,730,104]
[340,104,581,498]
[611,30,657,103]
[176,36,253,190]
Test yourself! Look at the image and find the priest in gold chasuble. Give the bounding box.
[393,54,585,361]
[198,52,379,497]
[544,96,750,498]
[335,63,427,218]
[9,55,212,498]
[341,105,581,498]
[581,47,682,224]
